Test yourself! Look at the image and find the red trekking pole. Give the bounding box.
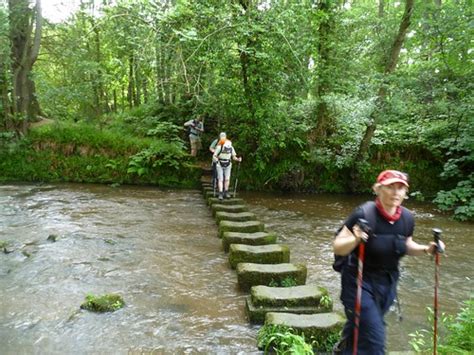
[353,218,370,355]
[432,228,444,355]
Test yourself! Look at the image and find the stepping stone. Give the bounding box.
[245,285,333,324]
[207,197,245,206]
[236,263,307,292]
[222,231,277,252]
[215,211,257,224]
[202,188,214,197]
[201,182,212,189]
[229,244,289,269]
[264,312,345,347]
[218,220,264,238]
[200,176,212,184]
[211,204,248,217]
[201,167,213,176]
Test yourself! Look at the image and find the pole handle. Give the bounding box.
[432,228,444,254]
[356,218,372,240]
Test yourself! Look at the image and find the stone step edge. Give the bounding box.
[245,296,332,324]
[222,232,278,252]
[249,284,331,308]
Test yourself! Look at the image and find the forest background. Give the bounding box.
[0,0,472,221]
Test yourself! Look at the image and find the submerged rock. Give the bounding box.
[47,234,59,242]
[80,293,125,312]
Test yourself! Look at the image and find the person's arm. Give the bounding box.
[184,119,193,127]
[406,237,445,256]
[333,224,367,256]
[231,147,242,162]
[212,145,221,162]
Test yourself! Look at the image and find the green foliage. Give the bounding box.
[320,294,333,309]
[257,324,314,355]
[268,277,297,288]
[1,0,471,220]
[80,293,125,313]
[434,175,474,222]
[127,141,187,176]
[409,299,474,354]
[0,120,198,187]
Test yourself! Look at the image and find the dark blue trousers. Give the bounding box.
[338,267,398,355]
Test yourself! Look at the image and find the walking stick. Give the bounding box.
[233,161,241,198]
[432,228,444,355]
[212,162,217,197]
[353,218,370,355]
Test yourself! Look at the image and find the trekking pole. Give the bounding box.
[353,218,370,355]
[212,162,217,197]
[233,161,241,198]
[432,228,444,355]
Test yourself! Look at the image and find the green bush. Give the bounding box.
[409,298,474,354]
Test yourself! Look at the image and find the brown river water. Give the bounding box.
[0,183,472,354]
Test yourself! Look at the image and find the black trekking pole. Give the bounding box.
[233,161,241,198]
[212,162,217,197]
[353,218,371,355]
[432,228,444,355]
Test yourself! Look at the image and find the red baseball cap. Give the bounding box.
[376,170,409,187]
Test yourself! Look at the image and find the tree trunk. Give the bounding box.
[238,0,255,117]
[311,0,336,143]
[354,0,414,164]
[8,0,42,133]
[127,53,134,108]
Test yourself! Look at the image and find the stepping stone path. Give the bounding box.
[198,168,343,350]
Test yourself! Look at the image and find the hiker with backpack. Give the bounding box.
[209,134,220,194]
[212,132,242,200]
[183,115,204,157]
[332,169,446,354]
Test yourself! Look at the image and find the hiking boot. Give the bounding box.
[218,192,224,201]
[224,191,231,199]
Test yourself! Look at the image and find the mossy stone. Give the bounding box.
[211,204,248,217]
[215,211,257,224]
[264,312,345,346]
[246,295,332,324]
[250,285,332,309]
[228,244,290,269]
[208,197,245,207]
[222,231,277,252]
[80,293,125,312]
[236,263,307,292]
[218,220,264,238]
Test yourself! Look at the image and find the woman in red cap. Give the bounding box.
[332,170,446,354]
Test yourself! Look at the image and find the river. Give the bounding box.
[0,183,471,354]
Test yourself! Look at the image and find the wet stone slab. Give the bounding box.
[207,197,245,206]
[264,312,345,343]
[222,231,277,252]
[211,204,248,217]
[215,211,257,224]
[218,220,264,238]
[245,285,333,324]
[236,263,307,292]
[228,244,289,269]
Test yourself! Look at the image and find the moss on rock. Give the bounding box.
[80,293,125,312]
[222,231,278,252]
[228,244,290,269]
[218,220,264,238]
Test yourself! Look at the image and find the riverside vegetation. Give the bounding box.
[0,1,472,220]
